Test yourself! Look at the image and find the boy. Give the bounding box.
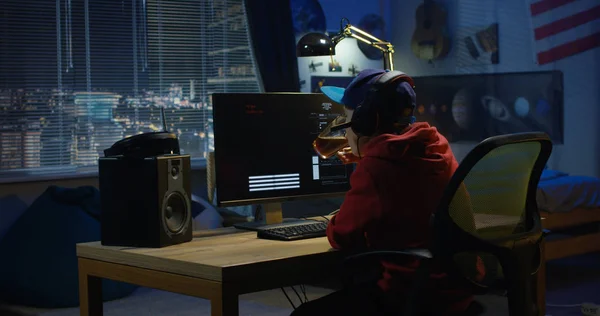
[291,69,480,315]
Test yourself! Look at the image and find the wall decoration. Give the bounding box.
[328,59,342,72]
[290,0,326,36]
[356,14,386,60]
[309,72,564,143]
[412,71,564,143]
[308,60,324,72]
[296,37,385,93]
[528,0,600,65]
[348,64,360,76]
[455,23,499,68]
[410,0,451,62]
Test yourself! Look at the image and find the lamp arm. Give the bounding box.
[342,24,395,71]
[349,34,389,52]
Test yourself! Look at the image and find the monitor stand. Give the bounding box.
[233,202,308,231]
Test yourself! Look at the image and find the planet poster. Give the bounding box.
[312,71,564,144]
[413,70,564,143]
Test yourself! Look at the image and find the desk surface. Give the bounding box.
[76,227,340,285]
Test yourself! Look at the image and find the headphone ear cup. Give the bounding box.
[352,89,379,136]
[350,105,363,135]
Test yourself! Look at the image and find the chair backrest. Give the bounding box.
[433,132,552,288]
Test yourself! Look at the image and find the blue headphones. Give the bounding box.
[350,70,416,136]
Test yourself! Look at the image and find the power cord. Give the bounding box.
[280,287,296,309]
[300,216,330,223]
[298,208,340,221]
[300,284,308,302]
[253,205,262,221]
[281,285,310,309]
[546,303,582,307]
[290,286,303,303]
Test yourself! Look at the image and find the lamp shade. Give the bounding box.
[296,32,335,56]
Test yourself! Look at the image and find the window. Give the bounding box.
[0,0,261,183]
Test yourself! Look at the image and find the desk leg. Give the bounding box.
[211,285,239,316]
[78,259,103,316]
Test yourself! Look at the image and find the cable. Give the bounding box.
[290,286,304,304]
[280,287,296,309]
[300,216,329,223]
[300,284,308,302]
[253,205,262,221]
[340,17,350,30]
[546,303,581,307]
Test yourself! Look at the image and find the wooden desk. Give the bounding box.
[77,223,548,316]
[76,228,342,316]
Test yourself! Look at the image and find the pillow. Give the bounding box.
[540,168,569,181]
[0,186,137,308]
[537,175,600,212]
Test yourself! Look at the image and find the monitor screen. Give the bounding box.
[212,93,353,207]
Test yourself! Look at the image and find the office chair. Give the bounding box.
[342,132,552,316]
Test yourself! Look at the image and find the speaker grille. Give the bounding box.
[162,191,189,234]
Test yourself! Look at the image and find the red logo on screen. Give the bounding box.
[245,104,264,115]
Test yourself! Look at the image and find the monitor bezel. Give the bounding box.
[215,191,347,208]
[211,92,350,208]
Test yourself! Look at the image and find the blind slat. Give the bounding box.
[0,0,261,183]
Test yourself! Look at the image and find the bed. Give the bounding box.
[471,169,600,313]
[537,169,600,261]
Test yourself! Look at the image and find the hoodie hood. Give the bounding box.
[360,122,454,170]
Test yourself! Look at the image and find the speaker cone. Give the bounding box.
[163,192,188,234]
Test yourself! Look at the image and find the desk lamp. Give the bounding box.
[296,17,395,71]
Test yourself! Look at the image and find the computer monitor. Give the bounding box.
[211,93,353,225]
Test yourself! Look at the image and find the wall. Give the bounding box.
[318,0,390,35]
[4,0,599,218]
[0,170,209,206]
[390,0,600,177]
[0,168,341,220]
[1,1,369,216]
[296,0,393,93]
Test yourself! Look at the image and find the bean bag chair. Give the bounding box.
[0,185,138,308]
[0,195,28,241]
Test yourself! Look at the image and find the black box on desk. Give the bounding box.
[98,154,193,248]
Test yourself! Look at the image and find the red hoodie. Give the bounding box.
[326,122,474,314]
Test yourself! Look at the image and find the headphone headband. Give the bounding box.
[351,70,416,136]
[372,70,415,91]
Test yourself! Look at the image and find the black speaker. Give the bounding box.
[99,154,193,248]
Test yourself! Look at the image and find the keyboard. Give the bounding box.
[256,220,328,241]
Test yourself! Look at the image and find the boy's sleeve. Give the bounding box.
[326,166,381,250]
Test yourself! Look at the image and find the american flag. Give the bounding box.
[529,0,600,65]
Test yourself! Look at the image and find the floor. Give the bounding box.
[544,253,600,316]
[1,194,598,316]
[1,253,598,316]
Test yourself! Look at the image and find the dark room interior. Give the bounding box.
[1,0,599,315]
